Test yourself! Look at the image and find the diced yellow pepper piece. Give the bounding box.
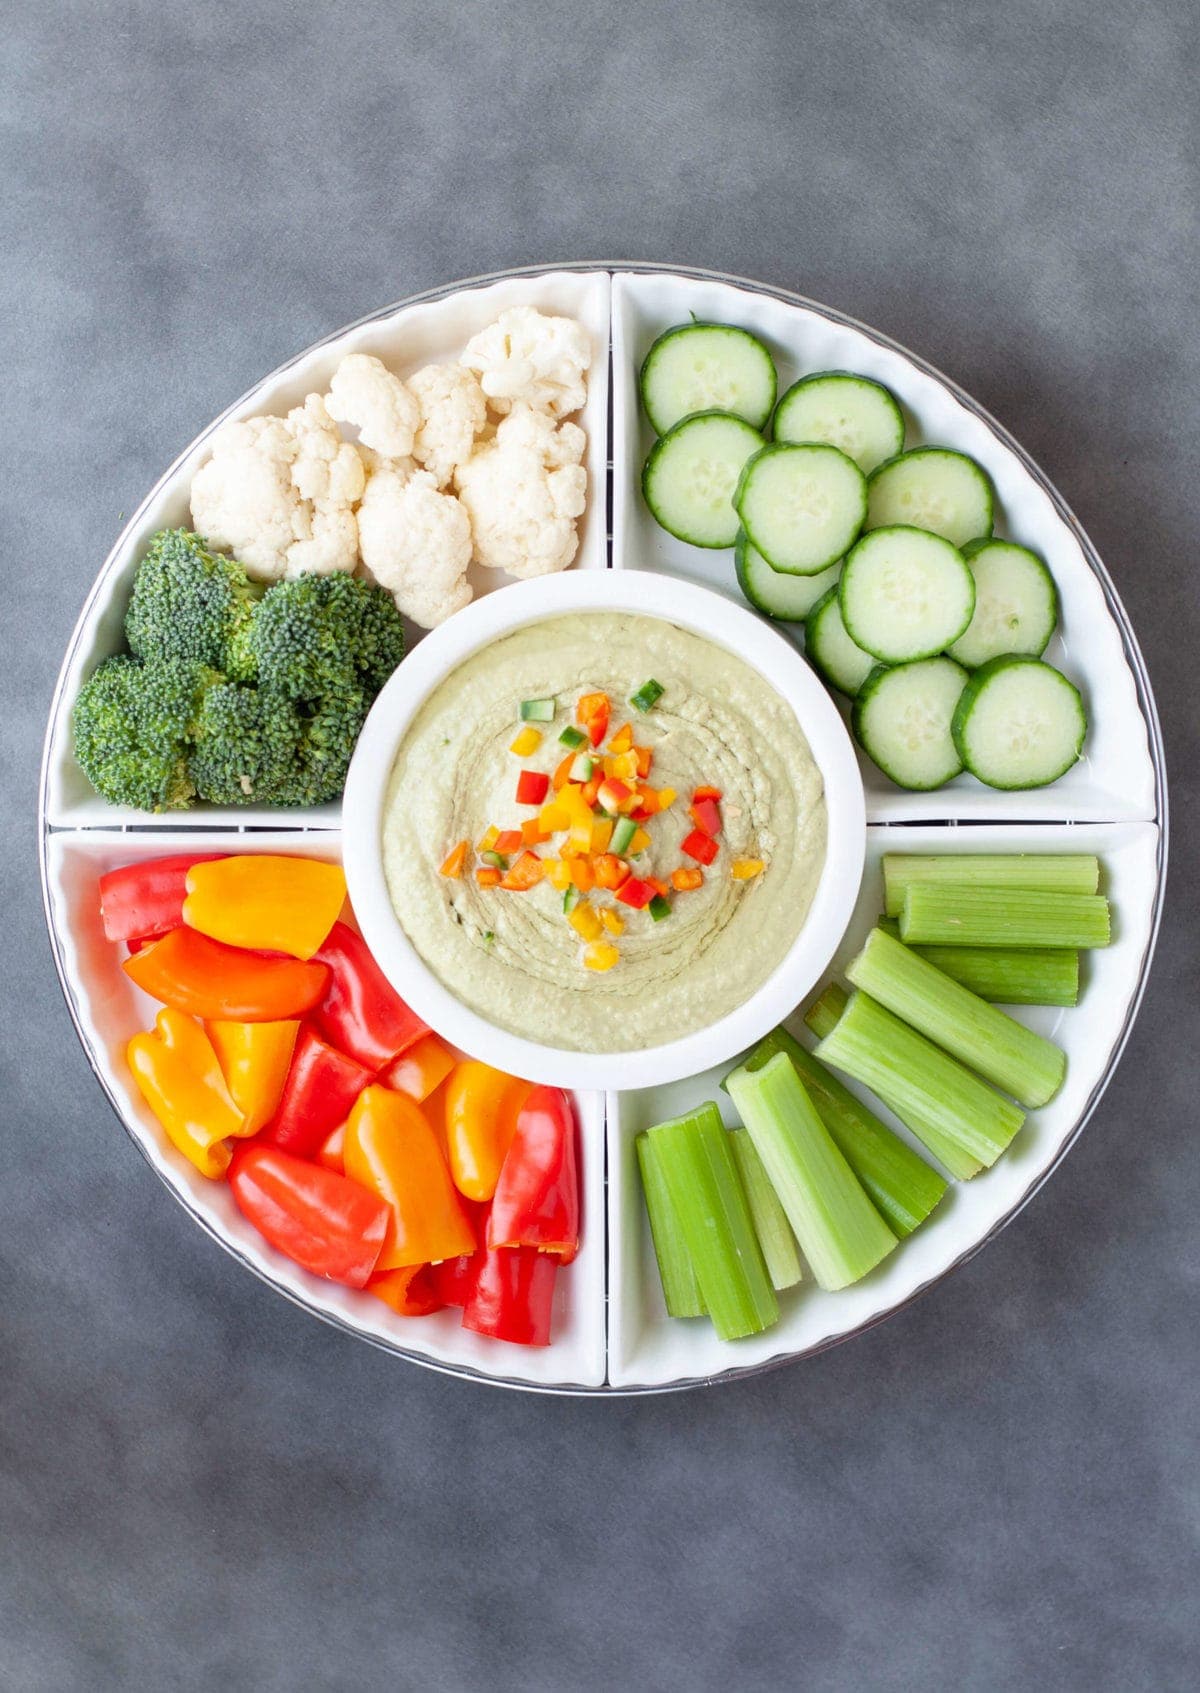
[478,825,500,852]
[608,722,634,754]
[509,726,543,757]
[568,900,603,942]
[612,750,640,781]
[656,787,677,809]
[590,819,614,855]
[539,801,570,833]
[599,907,625,937]
[629,827,652,854]
[731,858,766,881]
[583,940,620,972]
[544,858,571,890]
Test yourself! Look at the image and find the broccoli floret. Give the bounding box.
[268,680,370,806]
[125,529,262,681]
[188,682,304,805]
[73,655,218,811]
[248,572,405,703]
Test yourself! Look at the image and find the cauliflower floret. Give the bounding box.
[407,362,487,487]
[356,462,473,629]
[460,307,590,419]
[190,407,363,582]
[286,392,366,506]
[326,352,420,458]
[454,403,587,579]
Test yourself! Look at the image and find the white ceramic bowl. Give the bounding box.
[343,570,866,1091]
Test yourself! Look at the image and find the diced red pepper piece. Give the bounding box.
[312,922,428,1072]
[689,797,722,837]
[693,785,723,803]
[99,853,222,943]
[615,876,655,909]
[488,1086,580,1263]
[227,1144,389,1288]
[261,1025,374,1159]
[499,850,544,891]
[515,769,550,806]
[493,829,524,855]
[681,828,719,866]
[596,777,635,814]
[461,1242,558,1346]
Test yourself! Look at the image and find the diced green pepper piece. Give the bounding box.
[558,725,588,750]
[481,851,508,870]
[630,679,665,713]
[520,697,556,722]
[570,752,595,782]
[610,817,638,855]
[649,894,672,922]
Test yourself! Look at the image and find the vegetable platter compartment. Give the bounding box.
[41,265,1166,1393]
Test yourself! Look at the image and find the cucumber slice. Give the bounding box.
[839,527,974,662]
[735,443,866,576]
[773,372,904,473]
[805,585,875,696]
[735,531,840,622]
[642,411,765,549]
[947,539,1059,667]
[852,657,969,789]
[640,322,777,435]
[952,655,1086,789]
[866,449,995,546]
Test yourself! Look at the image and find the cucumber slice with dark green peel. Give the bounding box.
[839,526,974,662]
[866,449,995,546]
[951,655,1086,789]
[734,443,866,576]
[640,323,777,435]
[947,539,1059,667]
[773,372,904,473]
[852,657,969,789]
[805,585,875,696]
[734,531,840,622]
[642,411,765,548]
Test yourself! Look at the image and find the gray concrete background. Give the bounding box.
[3,2,1197,1688]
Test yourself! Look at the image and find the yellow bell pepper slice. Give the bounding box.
[206,1018,300,1135]
[127,1010,245,1178]
[183,856,346,961]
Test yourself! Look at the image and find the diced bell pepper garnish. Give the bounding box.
[520,697,556,722]
[439,840,470,879]
[648,894,672,922]
[520,820,547,847]
[480,850,508,871]
[629,827,652,855]
[569,858,594,893]
[583,940,620,972]
[478,825,500,852]
[630,679,664,713]
[681,828,719,866]
[693,785,722,803]
[568,900,603,941]
[476,867,501,887]
[545,858,571,890]
[493,830,523,855]
[576,691,611,747]
[510,726,543,756]
[615,877,655,910]
[599,907,625,937]
[593,854,629,891]
[689,797,722,837]
[671,867,704,892]
[515,770,550,806]
[596,777,635,815]
[500,851,544,891]
[539,800,570,832]
[589,818,614,855]
[558,725,588,751]
[731,858,766,881]
[608,723,634,754]
[610,817,638,856]
[569,752,595,783]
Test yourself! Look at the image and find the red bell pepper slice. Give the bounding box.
[461,1242,558,1346]
[228,1144,388,1288]
[515,769,550,806]
[689,797,722,837]
[99,854,222,943]
[615,876,654,909]
[261,1025,374,1158]
[430,1249,485,1308]
[312,922,428,1072]
[488,1086,579,1263]
[681,828,719,866]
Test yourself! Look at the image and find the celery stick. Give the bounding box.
[724,1026,948,1238]
[726,1055,897,1290]
[848,928,1066,1108]
[636,1132,706,1319]
[729,1128,803,1290]
[901,884,1111,949]
[878,919,1079,1006]
[815,990,1024,1178]
[804,983,849,1041]
[647,1105,777,1340]
[883,853,1099,917]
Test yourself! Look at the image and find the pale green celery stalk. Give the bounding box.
[729,1128,803,1290]
[647,1105,778,1341]
[724,1026,948,1238]
[847,928,1066,1108]
[814,990,1025,1178]
[900,885,1111,950]
[882,853,1100,917]
[805,983,849,1041]
[726,1055,897,1291]
[636,1132,706,1319]
[877,919,1079,1007]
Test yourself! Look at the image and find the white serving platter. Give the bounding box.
[41,265,1167,1393]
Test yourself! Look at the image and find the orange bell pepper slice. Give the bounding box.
[205,1019,299,1135]
[368,1264,445,1317]
[382,1032,456,1103]
[183,856,346,960]
[126,1009,243,1178]
[344,1086,475,1270]
[124,929,329,1022]
[444,1060,531,1203]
